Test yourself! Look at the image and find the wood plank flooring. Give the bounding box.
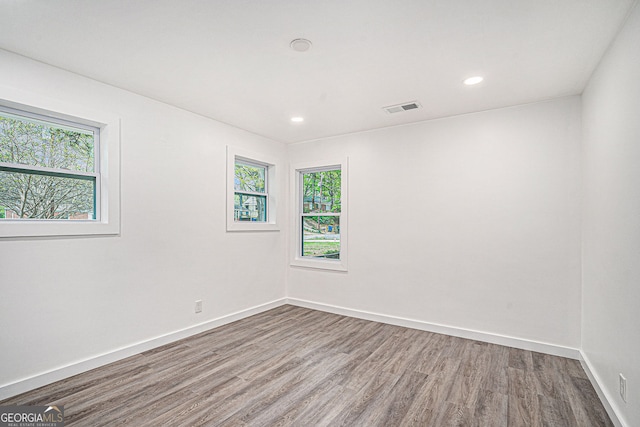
[1,305,612,426]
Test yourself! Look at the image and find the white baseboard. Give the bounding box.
[1,296,595,410]
[286,298,582,360]
[0,298,287,401]
[579,351,626,427]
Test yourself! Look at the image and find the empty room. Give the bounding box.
[0,1,638,426]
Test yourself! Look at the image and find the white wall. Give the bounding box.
[288,97,582,350]
[0,50,287,391]
[3,16,635,422]
[582,2,640,426]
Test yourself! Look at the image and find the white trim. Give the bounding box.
[2,297,603,406]
[290,158,348,271]
[286,297,581,359]
[580,351,626,427]
[0,298,287,401]
[226,146,280,232]
[0,85,120,238]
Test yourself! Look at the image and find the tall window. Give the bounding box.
[0,106,99,221]
[301,168,341,259]
[234,159,267,222]
[292,158,348,271]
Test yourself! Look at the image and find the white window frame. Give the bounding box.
[0,87,120,238]
[226,146,279,232]
[0,105,101,219]
[290,158,348,271]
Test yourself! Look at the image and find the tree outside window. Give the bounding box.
[0,108,98,220]
[301,168,341,259]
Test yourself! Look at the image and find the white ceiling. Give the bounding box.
[0,0,635,143]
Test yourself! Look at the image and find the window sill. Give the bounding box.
[227,222,280,232]
[290,257,348,272]
[0,219,120,239]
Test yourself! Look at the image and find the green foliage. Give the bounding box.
[0,116,94,172]
[0,114,95,219]
[302,169,341,213]
[301,169,342,259]
[234,162,265,193]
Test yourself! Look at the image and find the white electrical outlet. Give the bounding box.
[195,300,202,313]
[619,373,627,402]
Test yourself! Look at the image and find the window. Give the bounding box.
[227,146,279,231]
[291,158,348,271]
[0,105,99,221]
[234,160,267,222]
[301,169,341,258]
[0,90,120,238]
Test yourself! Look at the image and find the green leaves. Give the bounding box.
[234,162,265,193]
[0,112,96,219]
[302,169,341,213]
[0,116,94,172]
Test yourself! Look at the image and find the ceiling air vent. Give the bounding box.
[383,101,422,114]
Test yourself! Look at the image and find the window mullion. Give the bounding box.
[235,189,267,197]
[0,162,98,181]
[301,212,341,217]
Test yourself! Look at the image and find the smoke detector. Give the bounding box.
[290,38,312,52]
[382,101,422,114]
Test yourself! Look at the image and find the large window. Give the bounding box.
[292,159,348,271]
[0,105,99,221]
[301,169,341,259]
[226,146,279,231]
[0,90,120,238]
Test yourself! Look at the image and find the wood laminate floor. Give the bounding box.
[1,305,612,426]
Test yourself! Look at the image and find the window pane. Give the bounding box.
[302,169,341,213]
[0,170,95,220]
[234,193,267,222]
[302,216,340,259]
[234,162,265,193]
[0,111,95,173]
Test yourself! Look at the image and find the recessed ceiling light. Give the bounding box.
[291,116,304,123]
[290,38,312,52]
[463,76,484,85]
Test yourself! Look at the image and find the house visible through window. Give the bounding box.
[226,146,278,232]
[301,168,342,259]
[234,159,268,222]
[291,158,347,271]
[0,105,99,221]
